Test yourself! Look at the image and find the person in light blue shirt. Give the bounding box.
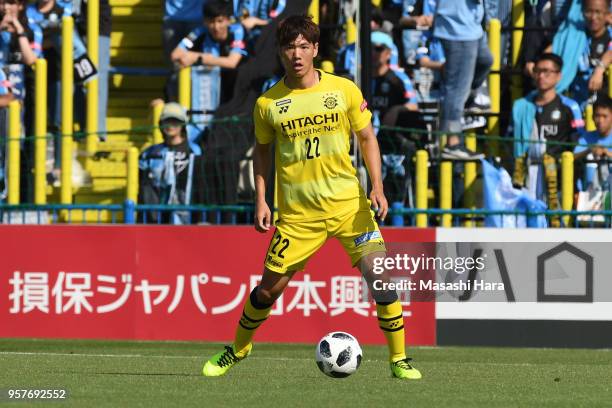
[574,96,612,190]
[163,0,206,62]
[434,0,492,160]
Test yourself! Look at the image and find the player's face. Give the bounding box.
[594,107,612,135]
[279,35,318,79]
[533,60,560,92]
[583,0,609,35]
[205,15,230,42]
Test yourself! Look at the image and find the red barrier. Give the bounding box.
[0,226,436,345]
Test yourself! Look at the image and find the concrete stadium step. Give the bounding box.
[111,74,166,91]
[63,209,124,223]
[96,138,135,149]
[106,116,149,130]
[111,49,165,67]
[91,177,128,189]
[109,90,161,102]
[110,0,158,7]
[107,106,151,118]
[112,23,162,38]
[90,150,128,163]
[104,131,151,146]
[104,127,152,144]
[112,6,162,22]
[89,161,127,178]
[107,97,152,110]
[74,193,125,205]
[111,32,162,49]
[74,185,126,196]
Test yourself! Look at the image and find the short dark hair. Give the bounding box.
[203,1,231,20]
[277,15,320,48]
[536,53,564,71]
[583,0,611,10]
[594,94,612,112]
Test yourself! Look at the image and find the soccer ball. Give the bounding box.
[315,331,363,378]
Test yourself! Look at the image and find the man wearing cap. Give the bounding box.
[371,31,418,118]
[138,102,204,224]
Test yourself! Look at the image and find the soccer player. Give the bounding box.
[202,15,422,380]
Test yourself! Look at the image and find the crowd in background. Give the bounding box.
[0,0,111,201]
[0,0,610,227]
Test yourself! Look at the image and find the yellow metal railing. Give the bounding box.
[463,132,478,227]
[415,150,428,227]
[7,101,21,204]
[178,67,191,110]
[561,152,574,227]
[487,18,501,157]
[126,147,139,202]
[308,0,319,24]
[511,0,524,102]
[320,60,334,73]
[439,161,453,227]
[152,102,164,145]
[346,15,357,44]
[34,58,47,204]
[609,66,612,97]
[61,16,74,204]
[585,104,596,131]
[85,0,99,170]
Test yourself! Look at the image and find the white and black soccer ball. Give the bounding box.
[315,332,363,378]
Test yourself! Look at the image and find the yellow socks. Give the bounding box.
[233,287,272,357]
[376,300,406,363]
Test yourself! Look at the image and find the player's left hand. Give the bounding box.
[370,187,388,221]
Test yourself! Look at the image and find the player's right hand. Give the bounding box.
[255,201,272,233]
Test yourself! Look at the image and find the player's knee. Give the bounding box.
[371,289,398,305]
[256,286,281,305]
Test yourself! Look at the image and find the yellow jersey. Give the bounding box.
[254,70,372,222]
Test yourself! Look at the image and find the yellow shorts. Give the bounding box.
[264,209,386,274]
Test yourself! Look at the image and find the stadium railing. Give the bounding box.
[4,111,610,228]
[0,202,610,228]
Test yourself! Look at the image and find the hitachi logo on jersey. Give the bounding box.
[280,113,339,132]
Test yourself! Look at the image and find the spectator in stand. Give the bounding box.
[511,53,584,218]
[0,68,16,202]
[550,0,612,108]
[139,102,204,225]
[27,0,96,131]
[574,95,612,190]
[172,1,247,77]
[370,31,419,210]
[171,1,248,145]
[398,0,436,69]
[371,32,418,115]
[74,0,112,139]
[162,0,205,63]
[171,0,247,103]
[414,34,444,103]
[0,0,41,202]
[1,0,41,99]
[237,0,286,47]
[433,0,491,160]
[336,11,402,80]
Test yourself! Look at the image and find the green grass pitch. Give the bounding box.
[0,338,610,407]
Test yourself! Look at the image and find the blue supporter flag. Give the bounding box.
[481,159,548,228]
